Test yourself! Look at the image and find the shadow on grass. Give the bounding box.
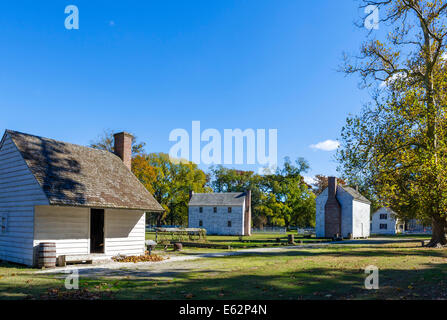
[75,260,447,300]
[1,245,446,300]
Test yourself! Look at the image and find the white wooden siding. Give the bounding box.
[104,209,145,256]
[315,186,370,238]
[33,206,90,257]
[0,134,49,266]
[188,204,245,235]
[352,200,370,238]
[371,208,400,235]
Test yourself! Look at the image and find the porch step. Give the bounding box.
[57,254,111,267]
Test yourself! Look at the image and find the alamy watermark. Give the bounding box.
[64,268,79,289]
[364,265,379,290]
[169,121,278,173]
[364,5,379,30]
[65,5,79,30]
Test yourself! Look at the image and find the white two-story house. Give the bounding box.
[188,192,251,236]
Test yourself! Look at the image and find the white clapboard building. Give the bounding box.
[315,177,371,239]
[371,207,430,235]
[371,207,404,235]
[188,192,252,236]
[0,130,163,266]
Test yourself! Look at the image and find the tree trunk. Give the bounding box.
[426,216,447,247]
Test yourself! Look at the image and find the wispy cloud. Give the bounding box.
[310,139,340,151]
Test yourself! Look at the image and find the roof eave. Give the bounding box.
[47,201,165,212]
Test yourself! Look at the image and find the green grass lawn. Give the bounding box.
[0,237,445,300]
[145,232,328,249]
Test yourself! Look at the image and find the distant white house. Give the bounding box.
[371,207,431,235]
[315,177,371,239]
[188,191,251,236]
[371,207,404,235]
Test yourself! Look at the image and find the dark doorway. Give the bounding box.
[90,209,104,253]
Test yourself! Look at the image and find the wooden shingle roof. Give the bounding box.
[341,186,371,205]
[6,130,164,212]
[189,192,247,206]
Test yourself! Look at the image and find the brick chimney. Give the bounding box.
[114,132,133,170]
[324,176,341,238]
[244,190,252,236]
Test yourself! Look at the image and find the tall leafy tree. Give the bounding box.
[339,0,447,246]
[259,157,315,228]
[90,129,146,156]
[209,166,265,226]
[132,153,210,225]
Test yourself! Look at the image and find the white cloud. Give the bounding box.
[380,72,406,88]
[310,139,340,151]
[303,176,316,185]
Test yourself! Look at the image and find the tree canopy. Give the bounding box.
[91,133,316,229]
[339,0,447,246]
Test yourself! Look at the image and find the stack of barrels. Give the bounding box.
[37,242,56,268]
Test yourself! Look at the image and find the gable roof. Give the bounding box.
[315,185,371,205]
[373,207,396,215]
[5,130,164,212]
[189,192,247,206]
[340,186,371,204]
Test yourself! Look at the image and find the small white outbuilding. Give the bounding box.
[315,177,371,239]
[0,130,164,266]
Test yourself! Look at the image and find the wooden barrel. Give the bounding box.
[38,242,56,268]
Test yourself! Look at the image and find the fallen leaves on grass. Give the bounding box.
[39,287,113,300]
[112,254,166,263]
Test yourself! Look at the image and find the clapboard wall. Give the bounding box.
[188,205,245,235]
[33,206,90,257]
[105,209,145,256]
[34,206,146,258]
[315,186,370,238]
[0,133,49,266]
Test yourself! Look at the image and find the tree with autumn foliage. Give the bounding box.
[339,0,447,246]
[132,153,210,225]
[311,175,346,195]
[210,158,315,229]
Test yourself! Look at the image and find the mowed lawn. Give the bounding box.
[145,232,328,249]
[0,236,446,300]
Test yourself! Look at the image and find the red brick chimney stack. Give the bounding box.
[114,132,133,170]
[328,176,337,199]
[325,176,342,238]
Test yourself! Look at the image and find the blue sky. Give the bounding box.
[0,1,375,181]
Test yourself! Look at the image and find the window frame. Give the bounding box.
[199,220,203,227]
[380,214,388,220]
[0,212,8,234]
[213,207,217,213]
[228,207,232,213]
[199,207,203,213]
[379,223,387,230]
[227,220,232,227]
